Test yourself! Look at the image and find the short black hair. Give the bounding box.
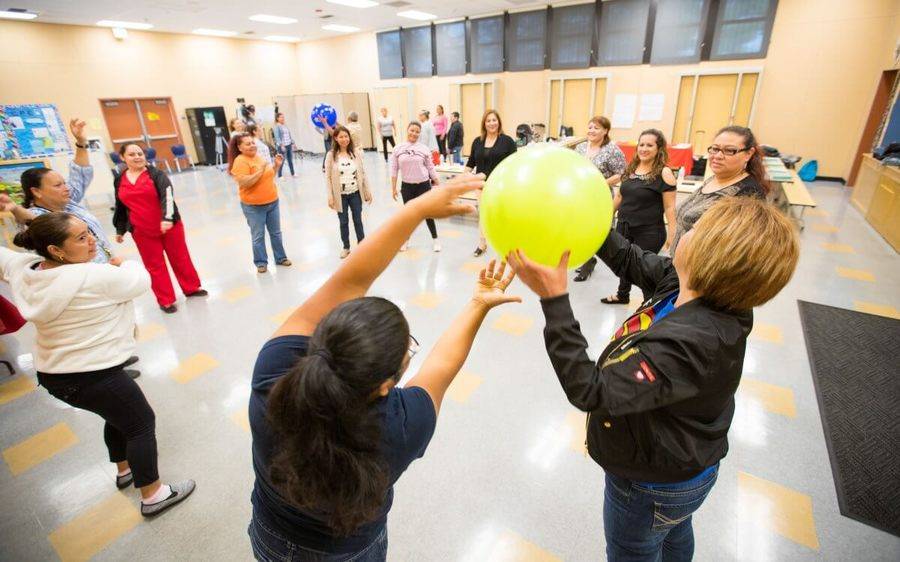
[451,112,460,119]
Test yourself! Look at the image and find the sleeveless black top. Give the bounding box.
[618,172,675,227]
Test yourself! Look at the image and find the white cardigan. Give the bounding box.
[0,248,150,374]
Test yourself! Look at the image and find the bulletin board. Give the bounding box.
[0,104,72,160]
[0,158,50,204]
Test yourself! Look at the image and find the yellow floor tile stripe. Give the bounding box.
[492,313,534,337]
[836,267,875,282]
[231,408,251,433]
[271,307,294,325]
[751,323,783,344]
[48,493,142,562]
[810,223,839,233]
[136,323,166,343]
[738,472,819,550]
[446,370,483,403]
[461,260,486,274]
[0,376,37,406]
[805,208,829,217]
[564,412,588,454]
[410,292,444,309]
[486,530,562,562]
[3,422,79,475]
[739,378,797,418]
[441,229,463,238]
[853,301,900,319]
[224,285,255,303]
[399,248,425,261]
[170,353,219,384]
[821,243,854,253]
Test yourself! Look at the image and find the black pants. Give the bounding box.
[381,135,395,162]
[401,181,438,239]
[322,138,332,169]
[339,191,365,249]
[436,135,447,157]
[37,364,159,488]
[581,222,666,301]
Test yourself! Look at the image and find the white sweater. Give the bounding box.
[0,248,151,374]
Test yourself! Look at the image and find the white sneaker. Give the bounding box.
[340,249,350,259]
[433,240,441,253]
[400,242,409,252]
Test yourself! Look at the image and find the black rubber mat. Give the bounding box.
[797,300,900,538]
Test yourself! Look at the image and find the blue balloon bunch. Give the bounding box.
[310,103,337,128]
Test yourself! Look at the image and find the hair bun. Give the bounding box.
[12,229,35,250]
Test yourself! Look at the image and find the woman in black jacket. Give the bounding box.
[509,197,798,561]
[465,109,516,256]
[113,143,206,313]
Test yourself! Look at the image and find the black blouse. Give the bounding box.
[465,134,517,178]
[618,172,676,227]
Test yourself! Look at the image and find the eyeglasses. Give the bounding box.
[408,335,420,359]
[707,146,750,157]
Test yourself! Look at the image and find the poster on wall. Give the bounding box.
[0,159,49,204]
[638,94,665,122]
[611,94,637,129]
[0,104,72,160]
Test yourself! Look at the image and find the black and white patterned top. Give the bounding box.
[575,141,627,180]
[670,175,766,255]
[337,155,359,195]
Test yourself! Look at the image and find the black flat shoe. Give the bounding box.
[124,369,141,380]
[473,246,486,257]
[573,270,592,282]
[123,355,139,368]
[160,304,178,314]
[600,295,629,305]
[186,289,208,297]
[116,471,134,490]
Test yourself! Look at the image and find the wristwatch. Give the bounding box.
[75,141,89,149]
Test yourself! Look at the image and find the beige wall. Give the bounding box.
[2,0,898,180]
[0,21,301,165]
[295,0,900,180]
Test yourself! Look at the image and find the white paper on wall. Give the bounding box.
[611,94,637,129]
[638,94,665,122]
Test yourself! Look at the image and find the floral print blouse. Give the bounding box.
[575,141,627,180]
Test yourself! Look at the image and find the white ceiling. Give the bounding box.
[8,0,588,42]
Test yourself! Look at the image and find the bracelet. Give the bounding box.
[75,142,88,149]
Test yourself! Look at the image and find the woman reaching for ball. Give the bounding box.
[390,121,442,253]
[247,174,518,561]
[509,197,798,561]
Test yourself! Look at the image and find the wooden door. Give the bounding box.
[733,73,759,127]
[137,98,181,169]
[461,83,484,156]
[562,79,592,136]
[672,76,696,144]
[593,78,608,119]
[548,80,562,138]
[689,75,738,151]
[100,99,144,151]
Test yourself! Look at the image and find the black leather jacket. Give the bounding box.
[541,230,752,482]
[112,165,181,235]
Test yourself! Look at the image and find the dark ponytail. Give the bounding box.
[13,212,76,261]
[716,125,770,194]
[20,167,53,208]
[267,297,410,536]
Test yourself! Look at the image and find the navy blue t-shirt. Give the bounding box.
[249,335,437,554]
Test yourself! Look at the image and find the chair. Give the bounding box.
[109,151,123,168]
[144,147,172,173]
[170,144,194,173]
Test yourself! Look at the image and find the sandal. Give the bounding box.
[600,295,630,305]
[473,246,487,257]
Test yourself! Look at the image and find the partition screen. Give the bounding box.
[402,25,433,77]
[710,0,777,59]
[376,30,403,79]
[506,10,548,71]
[650,0,708,64]
[550,3,595,69]
[470,16,504,74]
[597,0,651,66]
[435,21,467,76]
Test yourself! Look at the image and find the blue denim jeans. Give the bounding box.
[278,144,295,177]
[450,146,462,164]
[248,516,388,562]
[603,466,718,562]
[339,191,365,249]
[241,200,288,267]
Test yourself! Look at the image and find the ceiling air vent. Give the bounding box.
[384,1,412,7]
[319,14,334,19]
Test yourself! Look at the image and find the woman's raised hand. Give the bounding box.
[472,259,521,310]
[410,173,484,219]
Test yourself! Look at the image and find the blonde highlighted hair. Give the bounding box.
[684,197,798,311]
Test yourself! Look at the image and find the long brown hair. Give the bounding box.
[227,133,252,174]
[588,116,612,147]
[480,109,504,141]
[13,212,76,261]
[624,129,669,181]
[715,125,770,194]
[330,126,357,158]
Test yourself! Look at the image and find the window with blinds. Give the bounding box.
[550,3,595,69]
[650,0,708,64]
[597,0,651,66]
[376,30,403,79]
[506,10,548,71]
[470,16,504,74]
[710,0,777,60]
[435,21,467,76]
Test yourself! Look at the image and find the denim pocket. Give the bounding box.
[651,495,707,531]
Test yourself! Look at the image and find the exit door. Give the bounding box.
[100,97,185,170]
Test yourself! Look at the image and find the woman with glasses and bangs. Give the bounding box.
[247,174,520,561]
[670,126,769,255]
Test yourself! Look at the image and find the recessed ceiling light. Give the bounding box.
[249,14,298,25]
[264,35,301,42]
[397,10,436,21]
[96,20,153,30]
[0,10,37,20]
[326,0,378,7]
[322,24,361,33]
[192,28,238,37]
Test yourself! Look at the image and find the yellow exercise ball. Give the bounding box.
[480,143,613,268]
